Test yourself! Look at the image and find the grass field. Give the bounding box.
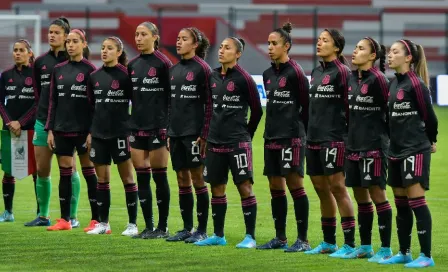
[0,107,447,271]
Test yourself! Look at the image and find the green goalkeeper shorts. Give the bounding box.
[32,119,48,147]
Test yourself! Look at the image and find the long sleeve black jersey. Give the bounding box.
[128,51,172,132]
[308,59,351,144]
[87,64,132,139]
[207,64,263,144]
[347,67,389,152]
[45,59,96,133]
[167,56,212,139]
[0,65,36,130]
[33,50,68,122]
[388,71,438,159]
[263,59,309,140]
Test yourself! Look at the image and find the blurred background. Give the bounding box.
[0,0,447,104]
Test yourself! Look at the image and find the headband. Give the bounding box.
[108,36,123,50]
[187,28,202,43]
[230,37,244,51]
[365,37,377,54]
[16,39,32,51]
[400,39,411,54]
[71,29,86,41]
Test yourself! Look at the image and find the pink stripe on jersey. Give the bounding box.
[19,107,37,126]
[415,153,424,176]
[292,145,300,166]
[192,56,212,139]
[116,64,128,75]
[334,59,350,121]
[408,71,428,121]
[154,50,173,69]
[370,67,389,103]
[373,157,381,177]
[81,58,96,70]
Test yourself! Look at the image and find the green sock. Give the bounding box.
[36,176,51,218]
[70,171,81,219]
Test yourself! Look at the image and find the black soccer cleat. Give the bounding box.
[166,229,192,242]
[146,228,170,239]
[256,237,288,250]
[24,216,51,227]
[132,228,153,239]
[185,230,207,243]
[284,238,311,252]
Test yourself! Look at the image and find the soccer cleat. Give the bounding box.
[329,244,356,258]
[305,241,338,255]
[70,218,80,228]
[404,253,435,268]
[368,247,393,263]
[24,216,50,227]
[146,228,170,239]
[47,218,72,231]
[185,230,208,243]
[257,237,287,250]
[83,220,100,232]
[87,222,111,235]
[194,234,227,246]
[166,229,192,242]
[284,239,311,252]
[379,252,413,265]
[341,245,374,259]
[236,234,257,249]
[132,228,153,239]
[0,211,14,222]
[121,223,138,236]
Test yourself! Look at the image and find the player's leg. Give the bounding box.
[70,153,81,227]
[0,173,15,222]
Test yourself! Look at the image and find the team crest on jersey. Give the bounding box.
[397,89,404,100]
[322,75,330,85]
[279,77,287,88]
[148,67,156,77]
[95,82,99,87]
[8,79,13,83]
[42,65,47,70]
[186,72,194,81]
[227,81,235,92]
[360,84,368,94]
[266,79,271,84]
[348,86,352,92]
[131,70,135,75]
[25,77,32,86]
[76,73,84,82]
[111,80,119,89]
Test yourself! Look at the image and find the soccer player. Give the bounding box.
[128,22,173,239]
[257,22,311,252]
[304,29,356,257]
[26,17,82,227]
[45,29,98,231]
[86,36,138,236]
[379,39,437,268]
[0,39,37,222]
[166,27,212,243]
[343,37,393,261]
[195,37,263,248]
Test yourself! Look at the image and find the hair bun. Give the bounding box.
[282,22,293,33]
[58,17,70,27]
[238,38,245,50]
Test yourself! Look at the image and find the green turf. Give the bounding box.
[0,107,447,271]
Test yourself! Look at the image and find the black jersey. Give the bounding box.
[128,50,172,132]
[347,67,389,152]
[388,71,438,159]
[308,59,351,144]
[87,64,132,139]
[207,64,263,144]
[45,59,96,133]
[263,59,309,140]
[33,50,68,122]
[168,56,212,139]
[0,65,36,130]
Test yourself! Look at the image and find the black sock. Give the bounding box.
[82,167,99,221]
[395,196,413,254]
[409,197,432,257]
[124,183,138,224]
[153,168,170,231]
[341,216,356,248]
[195,186,209,233]
[179,186,194,230]
[59,167,72,222]
[136,167,153,230]
[358,202,374,245]
[271,189,287,241]
[33,174,39,215]
[211,195,227,237]
[290,188,309,241]
[2,176,15,213]
[97,182,110,223]
[321,217,337,244]
[242,196,257,239]
[376,201,392,248]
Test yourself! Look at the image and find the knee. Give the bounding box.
[238,181,254,199]
[176,173,191,187]
[330,183,348,198]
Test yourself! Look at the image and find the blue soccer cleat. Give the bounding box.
[24,216,51,227]
[379,251,413,265]
[70,218,80,228]
[0,211,14,222]
[404,253,435,268]
[194,234,227,246]
[329,244,356,258]
[304,241,338,255]
[342,245,374,259]
[368,247,393,263]
[236,234,256,249]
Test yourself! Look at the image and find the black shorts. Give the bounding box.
[89,136,131,165]
[263,138,305,177]
[345,153,387,189]
[169,136,202,171]
[387,151,431,190]
[204,142,253,185]
[306,142,345,176]
[54,134,88,156]
[130,130,167,151]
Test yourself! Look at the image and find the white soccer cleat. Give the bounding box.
[86,222,111,235]
[121,223,138,236]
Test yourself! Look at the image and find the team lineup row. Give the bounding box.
[0,17,438,269]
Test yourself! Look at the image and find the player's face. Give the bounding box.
[267,32,289,61]
[135,25,158,53]
[66,32,86,59]
[176,30,197,56]
[12,42,31,66]
[101,39,122,65]
[388,42,411,70]
[352,39,375,66]
[316,31,339,58]
[48,25,67,49]
[218,39,241,64]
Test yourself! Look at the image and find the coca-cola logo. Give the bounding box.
[108,90,124,96]
[25,77,32,86]
[279,77,287,88]
[361,84,368,94]
[181,85,197,92]
[143,77,159,84]
[111,80,119,90]
[322,75,330,85]
[227,81,235,92]
[76,73,84,83]
[186,72,194,81]
[397,89,404,100]
[148,67,156,77]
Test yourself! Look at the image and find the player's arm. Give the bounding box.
[414,82,438,144]
[0,74,12,124]
[245,75,263,139]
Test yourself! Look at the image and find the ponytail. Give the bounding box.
[118,50,128,66]
[379,45,386,73]
[415,45,429,87]
[338,54,349,66]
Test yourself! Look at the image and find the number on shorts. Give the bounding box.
[191,141,200,155]
[325,148,337,163]
[404,155,415,172]
[282,148,292,162]
[363,158,374,173]
[234,153,248,169]
[117,138,126,149]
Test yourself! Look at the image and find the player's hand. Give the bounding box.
[13,128,21,137]
[7,121,21,136]
[166,137,170,152]
[86,134,92,150]
[47,130,55,151]
[431,143,437,153]
[195,137,206,157]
